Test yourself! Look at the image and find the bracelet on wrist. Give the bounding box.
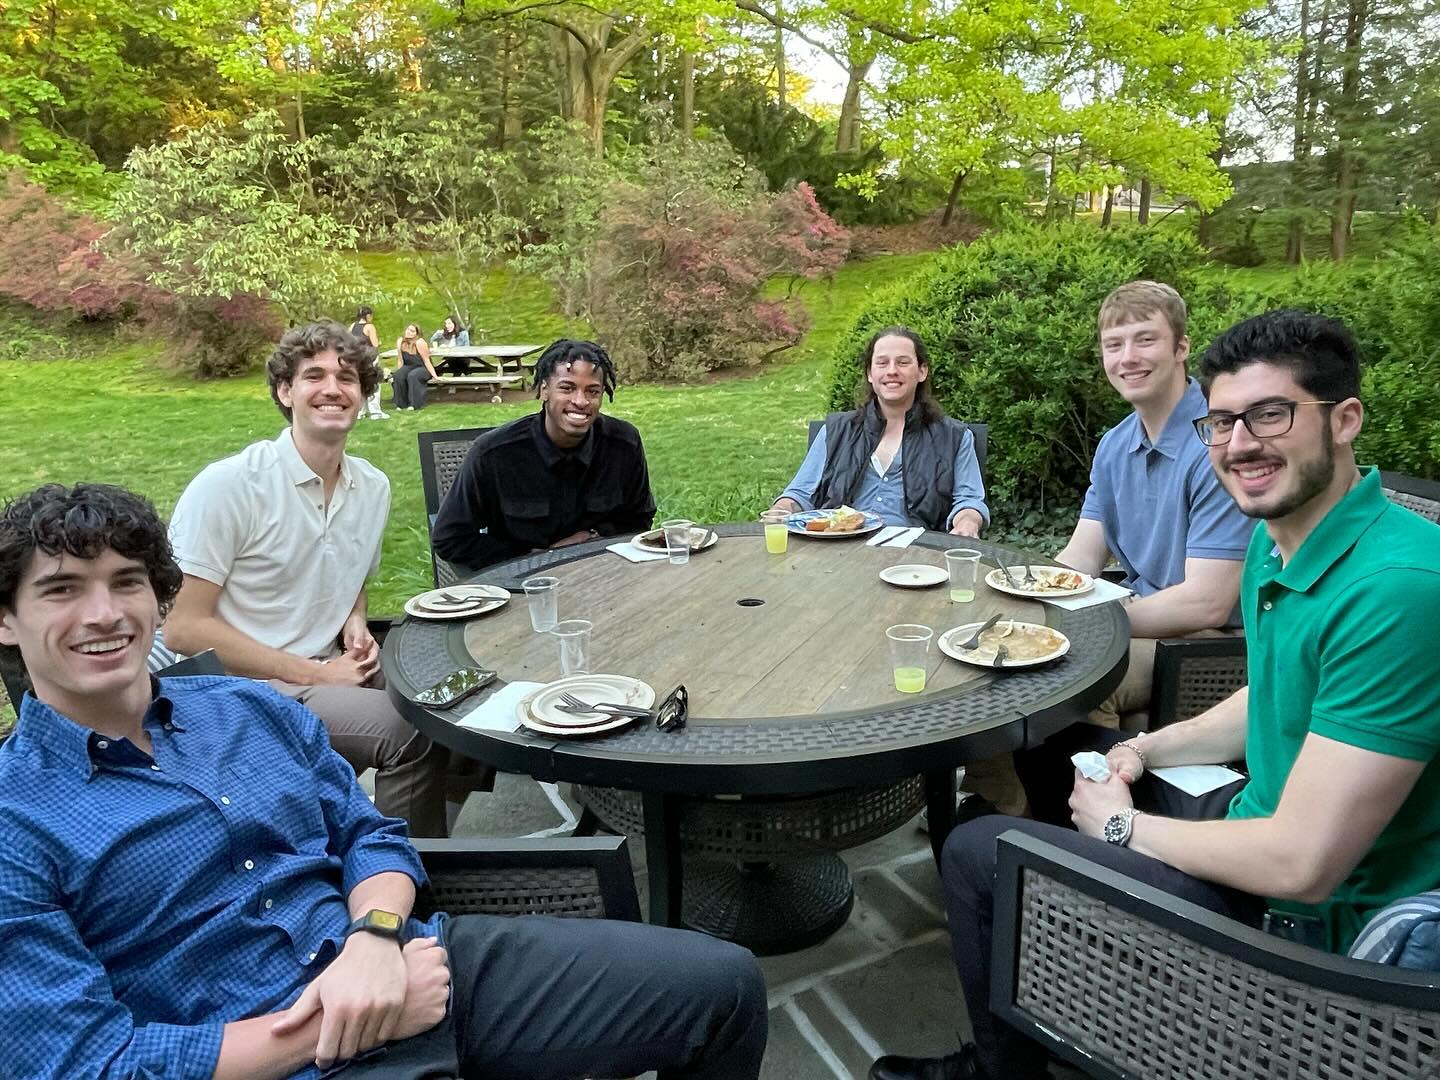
[1116,736,1148,768]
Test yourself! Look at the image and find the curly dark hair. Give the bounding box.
[855,325,944,426]
[1199,310,1361,403]
[533,339,617,401]
[0,483,182,617]
[267,320,382,420]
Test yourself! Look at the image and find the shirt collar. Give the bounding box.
[1126,378,1207,459]
[1269,467,1389,593]
[17,678,181,778]
[274,427,354,490]
[530,410,598,470]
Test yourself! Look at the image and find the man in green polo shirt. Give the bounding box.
[870,309,1440,1080]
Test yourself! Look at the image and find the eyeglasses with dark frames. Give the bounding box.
[1192,400,1338,447]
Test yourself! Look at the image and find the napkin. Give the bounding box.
[1150,764,1246,797]
[1071,750,1112,781]
[867,525,903,547]
[606,541,670,564]
[456,680,544,733]
[1037,576,1133,610]
[882,526,924,549]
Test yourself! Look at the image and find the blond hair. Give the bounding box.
[1098,281,1187,347]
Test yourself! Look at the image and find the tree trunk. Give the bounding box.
[1329,0,1368,261]
[500,32,523,148]
[1101,187,1116,228]
[774,2,786,109]
[835,56,871,153]
[1138,178,1152,224]
[1286,217,1306,263]
[680,49,695,137]
[941,170,967,226]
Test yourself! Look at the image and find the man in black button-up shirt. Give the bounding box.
[431,340,656,572]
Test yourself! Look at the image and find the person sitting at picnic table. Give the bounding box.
[0,481,768,1080]
[430,315,470,349]
[392,323,439,412]
[350,305,389,420]
[869,310,1440,1080]
[770,326,988,537]
[432,338,656,572]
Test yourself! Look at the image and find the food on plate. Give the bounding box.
[970,621,1065,663]
[829,508,867,532]
[1025,568,1087,593]
[804,518,831,532]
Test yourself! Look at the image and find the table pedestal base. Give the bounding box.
[681,856,854,956]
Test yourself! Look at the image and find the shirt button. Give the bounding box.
[1262,601,1273,611]
[96,739,109,749]
[264,899,274,910]
[220,796,231,806]
[163,723,174,732]
[308,952,318,961]
[150,764,161,772]
[243,859,255,871]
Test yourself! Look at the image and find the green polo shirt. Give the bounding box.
[1227,467,1440,951]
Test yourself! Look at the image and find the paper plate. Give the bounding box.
[984,566,1095,599]
[404,584,510,621]
[516,674,656,735]
[938,620,1071,668]
[631,527,719,555]
[879,563,948,589]
[786,509,885,538]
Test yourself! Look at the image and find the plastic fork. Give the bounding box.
[991,644,1010,669]
[956,613,1003,650]
[556,692,652,718]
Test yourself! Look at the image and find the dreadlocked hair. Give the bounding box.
[532,339,617,401]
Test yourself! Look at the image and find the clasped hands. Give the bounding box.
[272,931,450,1069]
[1069,742,1145,839]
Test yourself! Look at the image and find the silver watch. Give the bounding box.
[1102,808,1142,846]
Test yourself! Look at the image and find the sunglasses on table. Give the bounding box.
[1192,400,1338,447]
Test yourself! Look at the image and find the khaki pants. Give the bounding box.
[963,629,1240,815]
[269,679,450,837]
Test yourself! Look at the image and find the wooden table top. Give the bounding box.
[460,536,1046,720]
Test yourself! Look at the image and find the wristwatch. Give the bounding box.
[1102,808,1142,846]
[346,909,403,942]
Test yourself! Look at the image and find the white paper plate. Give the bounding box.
[879,563,949,589]
[786,509,885,538]
[404,584,510,621]
[516,703,640,738]
[517,674,656,733]
[938,620,1071,668]
[631,527,719,554]
[984,566,1095,599]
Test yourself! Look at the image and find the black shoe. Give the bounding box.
[917,794,1000,836]
[869,1045,983,1080]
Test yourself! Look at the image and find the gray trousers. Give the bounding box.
[269,680,450,838]
[337,912,768,1079]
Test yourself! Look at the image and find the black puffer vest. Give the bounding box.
[811,401,966,530]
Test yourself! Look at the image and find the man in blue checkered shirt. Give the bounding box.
[0,482,767,1080]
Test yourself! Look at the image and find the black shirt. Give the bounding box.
[431,411,656,571]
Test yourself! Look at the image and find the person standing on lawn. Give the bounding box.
[870,309,1440,1080]
[350,305,388,420]
[163,320,448,837]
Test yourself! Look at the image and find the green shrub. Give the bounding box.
[157,294,284,380]
[824,223,1250,509]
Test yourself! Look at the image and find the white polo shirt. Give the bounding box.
[168,428,391,659]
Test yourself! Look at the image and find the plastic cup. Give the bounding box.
[760,509,789,554]
[945,549,982,604]
[886,624,933,694]
[552,619,593,676]
[662,519,694,565]
[521,576,560,632]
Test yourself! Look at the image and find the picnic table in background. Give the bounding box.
[379,343,545,399]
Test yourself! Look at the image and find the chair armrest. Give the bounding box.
[411,836,640,923]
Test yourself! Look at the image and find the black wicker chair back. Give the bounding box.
[418,428,493,587]
[1148,637,1248,728]
[1381,471,1440,524]
[412,836,640,922]
[806,420,988,483]
[992,831,1440,1080]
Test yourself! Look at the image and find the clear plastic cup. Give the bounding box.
[552,619,593,676]
[945,549,982,603]
[522,576,560,632]
[760,509,789,554]
[886,623,933,694]
[662,519,694,565]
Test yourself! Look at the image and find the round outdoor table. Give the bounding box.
[384,524,1128,953]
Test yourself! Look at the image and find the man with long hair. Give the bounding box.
[772,326,988,535]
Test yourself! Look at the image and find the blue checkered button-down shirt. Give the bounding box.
[0,675,437,1080]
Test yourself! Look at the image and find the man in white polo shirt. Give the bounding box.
[163,321,448,836]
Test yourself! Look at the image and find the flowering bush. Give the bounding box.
[153,293,285,380]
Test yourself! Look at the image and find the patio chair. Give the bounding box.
[806,419,988,480]
[990,829,1440,1080]
[412,834,640,922]
[1381,470,1440,524]
[1147,636,1248,727]
[418,427,493,588]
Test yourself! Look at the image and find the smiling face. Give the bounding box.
[540,359,604,446]
[0,547,158,715]
[866,334,927,409]
[1099,313,1190,410]
[1205,362,1354,521]
[403,324,419,341]
[443,318,457,335]
[276,347,361,443]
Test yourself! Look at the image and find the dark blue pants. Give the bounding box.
[943,725,1261,1078]
[339,912,768,1079]
[393,365,433,410]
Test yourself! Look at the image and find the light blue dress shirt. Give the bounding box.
[1079,378,1255,619]
[780,425,989,529]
